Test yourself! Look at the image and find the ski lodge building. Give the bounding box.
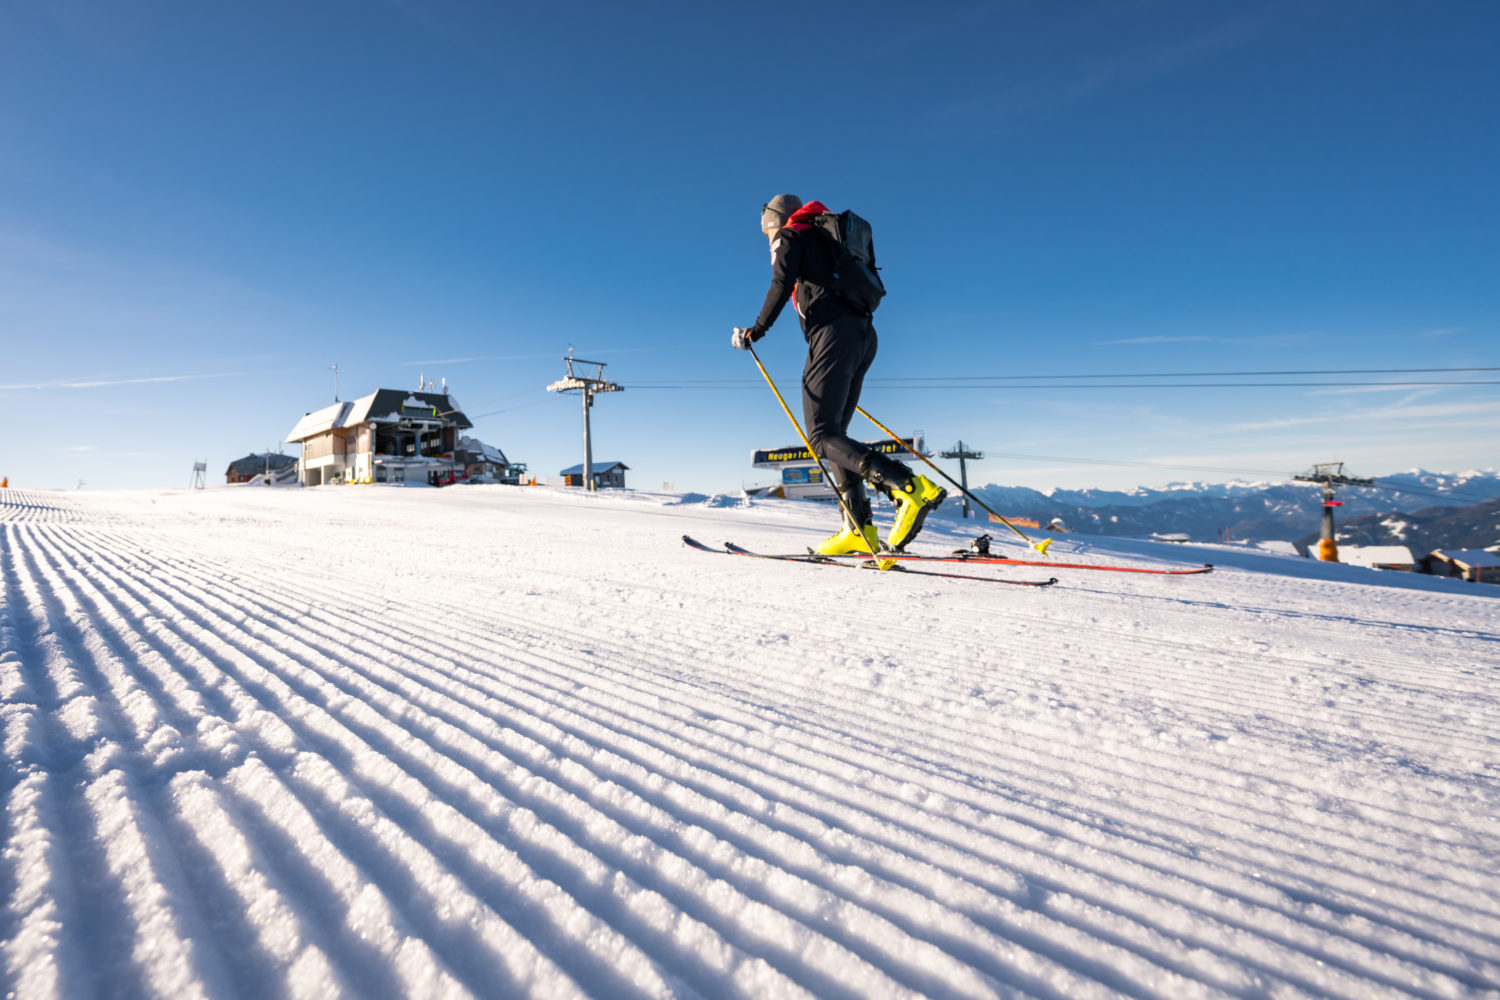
[286,387,474,486]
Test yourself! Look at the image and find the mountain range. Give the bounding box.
[969,468,1500,552]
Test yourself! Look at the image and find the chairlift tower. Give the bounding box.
[940,441,984,519]
[546,351,623,491]
[191,460,207,490]
[1293,462,1374,562]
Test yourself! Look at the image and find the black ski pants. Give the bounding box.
[802,315,878,492]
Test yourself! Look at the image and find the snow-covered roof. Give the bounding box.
[286,389,473,442]
[560,461,628,476]
[458,435,508,465]
[344,389,471,428]
[1432,549,1500,568]
[225,453,297,476]
[1340,546,1415,567]
[285,400,355,442]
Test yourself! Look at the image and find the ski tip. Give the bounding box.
[1033,538,1053,556]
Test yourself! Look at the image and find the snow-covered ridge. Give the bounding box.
[972,469,1500,544]
[2,486,1497,999]
[999,469,1500,511]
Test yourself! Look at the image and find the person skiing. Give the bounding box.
[733,193,945,557]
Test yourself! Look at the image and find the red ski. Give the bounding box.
[699,537,1213,576]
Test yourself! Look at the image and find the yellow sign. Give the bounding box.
[990,514,1039,528]
[754,437,917,467]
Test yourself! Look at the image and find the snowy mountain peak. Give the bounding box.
[973,469,1500,544]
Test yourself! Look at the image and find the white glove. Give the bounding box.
[731,326,763,350]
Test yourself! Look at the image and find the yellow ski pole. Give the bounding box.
[747,345,885,562]
[855,404,1052,556]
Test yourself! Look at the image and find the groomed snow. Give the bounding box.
[2,485,1497,999]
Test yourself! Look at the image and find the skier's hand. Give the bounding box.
[731,326,764,350]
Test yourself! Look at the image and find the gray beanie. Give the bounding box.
[761,193,803,229]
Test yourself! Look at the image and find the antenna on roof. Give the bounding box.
[330,363,340,402]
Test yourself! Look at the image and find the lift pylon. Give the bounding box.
[939,441,984,519]
[1293,462,1374,562]
[546,350,624,491]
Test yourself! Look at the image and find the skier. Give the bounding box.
[733,194,945,556]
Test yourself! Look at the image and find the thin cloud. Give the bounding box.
[1420,327,1462,338]
[0,370,291,390]
[1097,336,1215,346]
[400,349,656,367]
[1096,332,1314,347]
[399,353,556,366]
[948,15,1266,125]
[1310,385,1443,398]
[1231,399,1500,432]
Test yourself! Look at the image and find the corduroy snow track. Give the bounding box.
[2,485,1497,1000]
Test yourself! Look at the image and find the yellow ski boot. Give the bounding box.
[813,523,896,570]
[886,474,946,551]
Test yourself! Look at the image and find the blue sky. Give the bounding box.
[2,0,1496,493]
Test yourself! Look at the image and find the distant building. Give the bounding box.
[1424,549,1500,583]
[1339,546,1416,571]
[225,452,297,485]
[560,461,628,489]
[750,437,922,500]
[285,388,474,487]
[457,436,521,484]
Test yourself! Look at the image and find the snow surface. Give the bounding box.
[2,485,1498,1000]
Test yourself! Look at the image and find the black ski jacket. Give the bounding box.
[752,200,863,339]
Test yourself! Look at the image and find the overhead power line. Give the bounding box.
[632,380,1498,390]
[630,365,1500,390]
[868,380,1495,389]
[871,366,1500,381]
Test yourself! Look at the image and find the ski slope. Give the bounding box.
[2,485,1497,1000]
